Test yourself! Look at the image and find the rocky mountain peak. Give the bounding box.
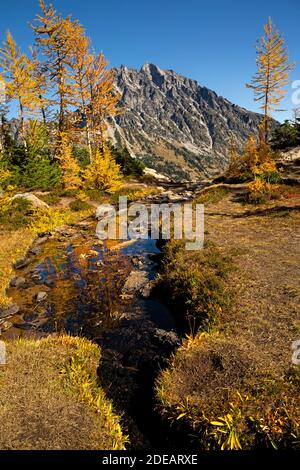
[110,64,264,181]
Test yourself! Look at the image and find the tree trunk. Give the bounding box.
[0,114,4,151]
[19,99,27,151]
[56,70,66,158]
[264,60,271,144]
[58,80,65,134]
[80,89,92,163]
[86,123,92,163]
[39,94,47,126]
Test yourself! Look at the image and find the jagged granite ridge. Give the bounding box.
[108,63,263,181]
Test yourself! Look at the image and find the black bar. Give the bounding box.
[0,451,298,468]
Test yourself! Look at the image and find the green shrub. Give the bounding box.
[110,145,145,177]
[10,156,61,190]
[160,240,233,330]
[85,188,106,202]
[72,146,90,168]
[39,193,62,206]
[54,188,78,198]
[69,199,92,212]
[271,119,300,150]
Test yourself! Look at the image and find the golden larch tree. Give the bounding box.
[30,47,50,125]
[58,133,81,189]
[32,1,75,139]
[69,32,122,161]
[67,21,94,159]
[0,75,8,151]
[87,53,121,156]
[83,144,123,193]
[0,32,38,144]
[32,1,121,161]
[247,17,294,142]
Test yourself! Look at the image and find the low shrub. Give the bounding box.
[85,188,106,202]
[0,197,33,229]
[69,199,93,212]
[0,199,88,235]
[28,207,71,235]
[226,134,281,187]
[247,180,281,204]
[159,240,233,331]
[39,193,62,206]
[83,146,123,193]
[253,160,281,184]
[194,187,229,205]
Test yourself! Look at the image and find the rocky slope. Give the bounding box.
[277,146,300,185]
[108,63,263,181]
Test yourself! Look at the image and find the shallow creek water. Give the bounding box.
[4,225,173,338]
[3,218,188,450]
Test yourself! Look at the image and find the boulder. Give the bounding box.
[140,281,153,298]
[29,246,42,256]
[153,328,180,348]
[0,320,13,333]
[10,276,26,288]
[14,258,31,270]
[143,167,170,182]
[0,303,20,319]
[11,193,49,209]
[131,256,145,267]
[35,236,49,246]
[122,270,149,295]
[31,271,42,283]
[35,291,48,303]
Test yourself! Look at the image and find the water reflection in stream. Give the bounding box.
[4,224,184,449]
[4,228,174,339]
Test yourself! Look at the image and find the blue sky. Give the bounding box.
[0,0,299,121]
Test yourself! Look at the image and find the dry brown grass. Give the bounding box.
[0,335,127,450]
[157,189,300,449]
[160,334,269,414]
